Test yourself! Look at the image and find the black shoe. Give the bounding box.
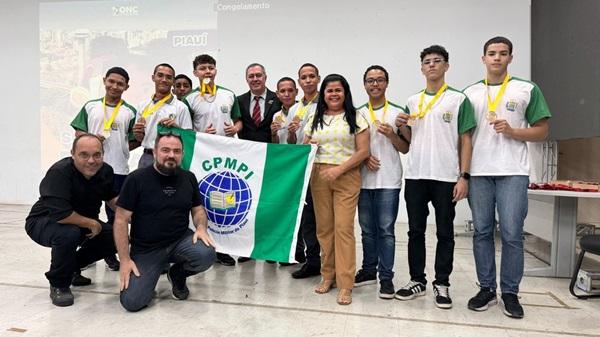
[266,260,276,264]
[501,293,524,319]
[291,263,321,279]
[433,284,453,309]
[468,287,497,311]
[104,255,120,271]
[71,272,92,286]
[216,253,236,266]
[394,280,426,300]
[279,262,298,267]
[379,280,395,299]
[50,286,74,307]
[167,266,190,300]
[237,256,252,263]
[354,269,377,287]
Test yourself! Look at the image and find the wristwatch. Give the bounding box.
[459,172,471,180]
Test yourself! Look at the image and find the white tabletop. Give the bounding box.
[528,189,600,199]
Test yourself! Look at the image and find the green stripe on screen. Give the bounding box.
[156,125,196,170]
[250,143,311,262]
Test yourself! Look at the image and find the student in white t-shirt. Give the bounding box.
[463,36,551,319]
[271,77,299,144]
[354,65,409,299]
[394,45,476,309]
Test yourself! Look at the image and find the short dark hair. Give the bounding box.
[363,65,389,83]
[193,54,216,69]
[420,45,449,62]
[246,63,265,75]
[174,74,192,87]
[277,77,296,90]
[154,130,183,149]
[72,134,103,153]
[153,63,175,75]
[298,63,319,76]
[105,66,129,83]
[484,36,513,55]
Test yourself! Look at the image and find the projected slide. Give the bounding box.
[39,0,217,169]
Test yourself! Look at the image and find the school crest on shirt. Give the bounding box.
[505,99,518,112]
[221,105,231,114]
[168,113,176,120]
[110,123,118,131]
[442,111,453,123]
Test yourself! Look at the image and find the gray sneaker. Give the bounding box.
[50,286,74,307]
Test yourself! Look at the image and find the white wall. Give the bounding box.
[1,0,535,228]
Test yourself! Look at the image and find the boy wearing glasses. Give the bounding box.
[394,45,476,309]
[25,135,119,307]
[354,65,408,299]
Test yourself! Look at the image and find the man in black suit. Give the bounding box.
[237,63,282,143]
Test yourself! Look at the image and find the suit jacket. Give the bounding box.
[237,89,282,143]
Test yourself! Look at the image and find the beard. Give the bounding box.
[155,160,178,176]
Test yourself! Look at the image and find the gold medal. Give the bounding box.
[202,78,211,85]
[486,111,497,122]
[407,115,416,127]
[102,129,111,139]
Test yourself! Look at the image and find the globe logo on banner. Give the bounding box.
[198,171,252,235]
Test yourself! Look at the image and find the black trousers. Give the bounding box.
[105,173,127,226]
[295,186,320,267]
[404,179,456,286]
[25,217,116,288]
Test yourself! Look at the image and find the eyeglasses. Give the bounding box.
[158,130,182,137]
[365,78,387,85]
[422,58,445,66]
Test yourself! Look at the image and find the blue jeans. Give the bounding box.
[468,175,529,294]
[120,230,215,312]
[358,188,400,281]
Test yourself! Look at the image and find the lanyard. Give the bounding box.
[200,80,217,96]
[368,100,389,124]
[294,94,318,119]
[413,83,448,119]
[141,94,172,118]
[485,74,510,113]
[102,97,123,131]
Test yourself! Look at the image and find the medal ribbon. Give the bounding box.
[200,82,217,96]
[413,83,448,119]
[368,100,389,124]
[103,97,123,131]
[141,94,172,118]
[485,74,510,113]
[294,94,318,119]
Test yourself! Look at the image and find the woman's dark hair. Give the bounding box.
[311,74,358,134]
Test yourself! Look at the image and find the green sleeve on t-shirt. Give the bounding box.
[127,116,136,141]
[457,96,477,134]
[525,84,552,125]
[230,94,241,120]
[70,105,89,132]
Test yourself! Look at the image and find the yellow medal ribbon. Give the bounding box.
[141,93,172,118]
[102,97,123,131]
[485,74,510,113]
[368,100,389,124]
[294,94,318,119]
[413,83,448,119]
[200,81,217,96]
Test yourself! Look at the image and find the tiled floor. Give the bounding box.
[1,203,599,337]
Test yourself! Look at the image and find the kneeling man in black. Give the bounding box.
[115,131,216,312]
[26,134,118,307]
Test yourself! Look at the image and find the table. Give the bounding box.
[525,189,600,278]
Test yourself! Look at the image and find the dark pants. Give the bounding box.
[105,173,127,226]
[119,230,216,312]
[296,187,320,267]
[25,217,116,288]
[405,179,456,286]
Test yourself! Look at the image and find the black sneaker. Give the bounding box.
[468,287,497,311]
[237,256,252,263]
[394,281,426,300]
[291,263,321,279]
[49,286,74,307]
[167,267,190,300]
[433,284,452,309]
[71,272,91,286]
[104,255,120,271]
[279,262,298,267]
[354,269,377,287]
[379,280,395,299]
[501,293,524,319]
[216,253,236,266]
